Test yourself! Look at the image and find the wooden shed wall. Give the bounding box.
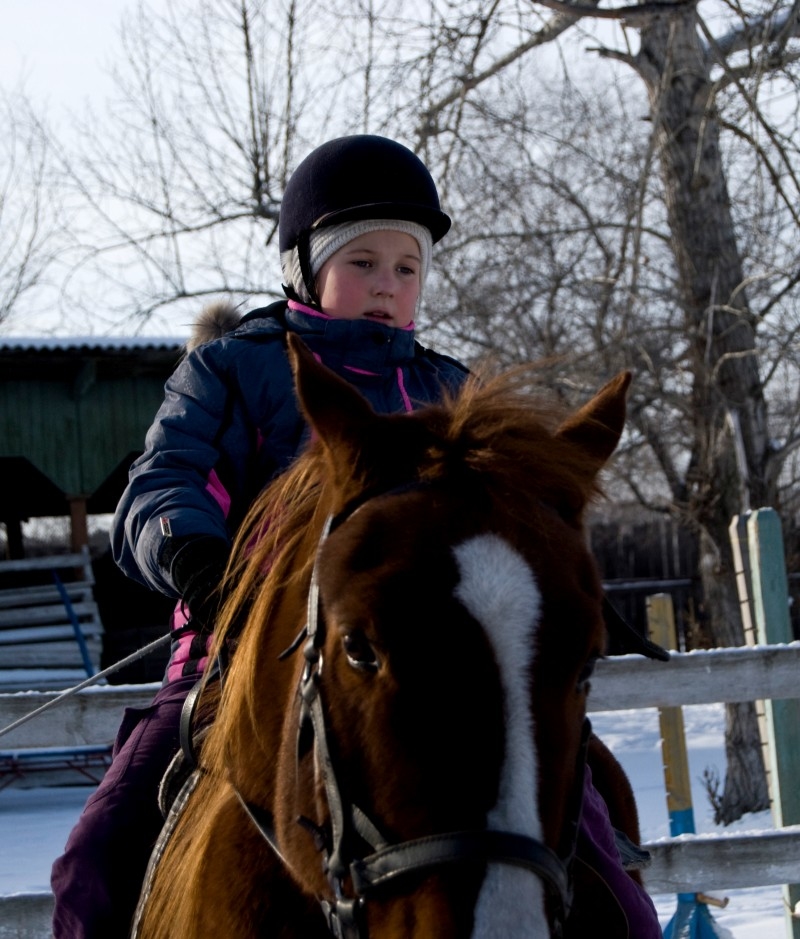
[0,343,181,524]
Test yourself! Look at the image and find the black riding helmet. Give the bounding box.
[279,135,451,302]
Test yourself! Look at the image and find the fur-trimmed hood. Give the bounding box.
[186,301,243,352]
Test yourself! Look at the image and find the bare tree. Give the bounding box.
[50,0,362,331]
[402,0,800,821]
[47,0,480,332]
[14,0,800,820]
[0,93,63,331]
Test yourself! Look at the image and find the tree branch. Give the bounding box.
[712,1,800,59]
[418,0,600,138]
[532,0,695,26]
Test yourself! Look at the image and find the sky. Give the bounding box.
[0,700,789,937]
[1,1,135,113]
[1,1,201,338]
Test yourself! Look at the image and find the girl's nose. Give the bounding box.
[373,269,395,295]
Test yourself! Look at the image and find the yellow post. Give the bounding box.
[647,594,695,838]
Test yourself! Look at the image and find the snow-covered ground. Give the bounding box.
[595,703,787,938]
[0,701,790,936]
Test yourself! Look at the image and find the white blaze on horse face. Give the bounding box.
[453,533,550,939]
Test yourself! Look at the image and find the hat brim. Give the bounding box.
[313,202,451,243]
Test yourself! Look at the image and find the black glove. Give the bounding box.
[170,536,230,633]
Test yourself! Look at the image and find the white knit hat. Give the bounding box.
[281,218,433,305]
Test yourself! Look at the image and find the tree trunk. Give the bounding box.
[636,8,770,821]
[699,530,770,821]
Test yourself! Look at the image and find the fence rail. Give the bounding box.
[3,643,799,750]
[2,643,800,937]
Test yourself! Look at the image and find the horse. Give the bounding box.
[133,334,647,939]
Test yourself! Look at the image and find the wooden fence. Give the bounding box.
[2,642,800,936]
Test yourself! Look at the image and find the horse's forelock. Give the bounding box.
[434,372,605,519]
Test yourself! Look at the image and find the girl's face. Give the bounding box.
[315,229,421,328]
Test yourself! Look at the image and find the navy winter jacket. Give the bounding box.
[111,301,469,599]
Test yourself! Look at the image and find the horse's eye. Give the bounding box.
[577,657,597,691]
[342,631,380,674]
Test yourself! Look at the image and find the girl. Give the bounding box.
[51,134,469,939]
[51,134,660,938]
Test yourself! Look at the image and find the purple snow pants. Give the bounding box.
[579,765,662,938]
[50,673,197,939]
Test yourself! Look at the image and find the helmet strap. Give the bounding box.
[297,229,320,307]
[282,283,302,303]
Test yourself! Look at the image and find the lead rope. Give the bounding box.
[0,632,172,741]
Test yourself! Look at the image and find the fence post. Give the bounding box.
[647,593,725,938]
[729,513,771,786]
[746,507,800,938]
[728,512,758,644]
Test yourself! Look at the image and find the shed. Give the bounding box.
[0,336,184,556]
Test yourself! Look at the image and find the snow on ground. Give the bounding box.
[0,701,791,936]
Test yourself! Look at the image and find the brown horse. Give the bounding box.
[134,336,646,938]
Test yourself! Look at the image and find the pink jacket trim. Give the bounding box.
[205,468,232,518]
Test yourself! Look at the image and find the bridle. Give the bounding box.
[236,510,591,939]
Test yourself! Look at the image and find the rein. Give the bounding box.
[236,512,587,939]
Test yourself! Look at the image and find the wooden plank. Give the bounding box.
[647,594,697,855]
[0,583,93,608]
[747,507,800,937]
[0,642,101,669]
[0,645,102,671]
[642,826,800,893]
[0,893,53,939]
[748,509,800,824]
[0,601,100,628]
[729,511,771,791]
[3,828,800,937]
[0,671,99,693]
[0,624,104,645]
[0,686,158,747]
[729,514,758,643]
[587,643,800,711]
[0,552,92,574]
[0,637,103,655]
[2,643,800,745]
[0,745,112,780]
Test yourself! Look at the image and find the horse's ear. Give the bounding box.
[555,371,631,468]
[287,333,388,491]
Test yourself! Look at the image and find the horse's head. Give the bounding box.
[264,335,630,938]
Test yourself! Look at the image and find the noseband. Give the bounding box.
[241,513,588,939]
